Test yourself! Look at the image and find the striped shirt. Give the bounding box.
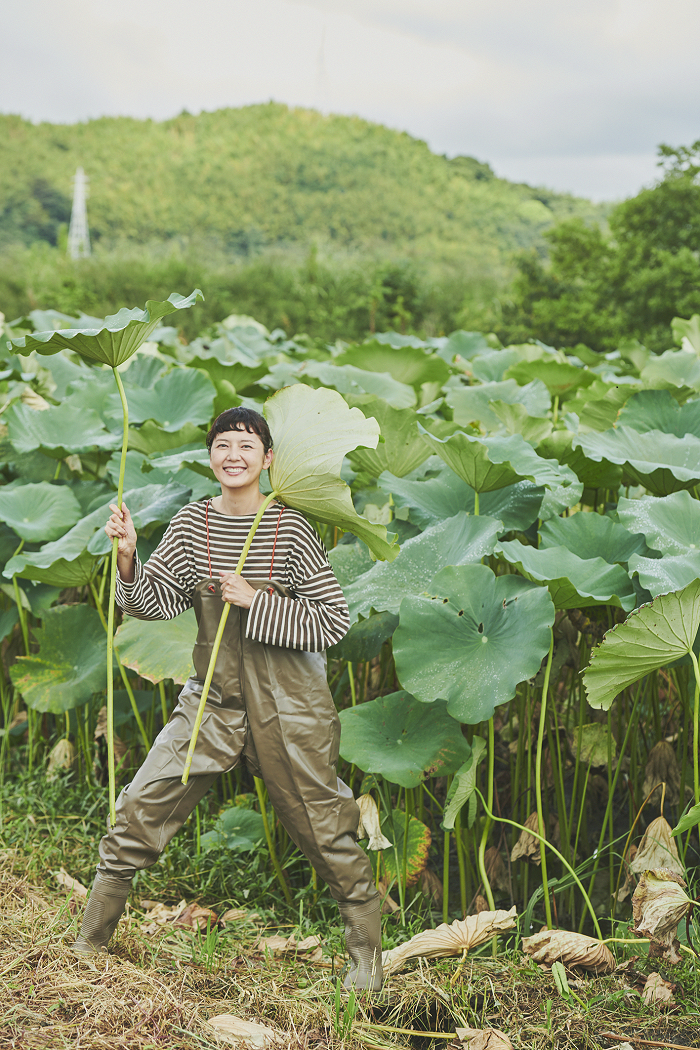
[116,500,350,652]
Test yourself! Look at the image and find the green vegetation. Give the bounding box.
[1,299,700,1047]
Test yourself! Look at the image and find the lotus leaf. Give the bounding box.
[0,482,82,543]
[328,541,375,587]
[503,358,595,397]
[10,604,108,712]
[149,445,215,480]
[497,540,637,610]
[583,580,700,709]
[539,512,648,564]
[640,348,700,389]
[6,402,121,459]
[0,607,18,644]
[127,421,205,455]
[571,723,615,767]
[672,314,700,354]
[446,379,550,431]
[112,688,154,729]
[106,451,174,492]
[87,482,192,555]
[394,564,555,724]
[380,808,432,886]
[628,553,700,598]
[537,430,623,490]
[189,351,268,395]
[106,367,216,431]
[64,370,124,426]
[570,381,642,432]
[436,330,491,363]
[618,491,700,556]
[336,341,450,390]
[344,397,430,478]
[573,427,700,495]
[339,692,470,787]
[419,425,579,495]
[616,389,700,438]
[11,291,204,367]
[488,401,552,443]
[327,611,398,662]
[115,610,197,684]
[200,807,265,853]
[380,466,544,532]
[442,736,487,830]
[537,477,584,521]
[469,350,520,383]
[264,384,398,561]
[343,513,501,620]
[302,360,417,409]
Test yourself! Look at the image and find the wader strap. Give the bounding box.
[205,499,284,586]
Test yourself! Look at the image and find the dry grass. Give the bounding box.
[1,849,699,1050]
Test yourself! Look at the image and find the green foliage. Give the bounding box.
[115,611,197,685]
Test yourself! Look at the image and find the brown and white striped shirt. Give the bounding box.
[116,500,350,652]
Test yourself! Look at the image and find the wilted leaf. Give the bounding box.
[382,908,517,974]
[521,929,615,973]
[456,1028,514,1050]
[631,868,692,960]
[356,794,392,850]
[207,1014,279,1048]
[55,867,88,899]
[47,738,77,779]
[629,817,684,876]
[339,692,471,788]
[264,384,398,561]
[381,809,432,887]
[510,812,543,865]
[642,972,675,1007]
[643,742,681,808]
[583,580,700,710]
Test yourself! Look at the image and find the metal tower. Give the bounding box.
[67,167,91,259]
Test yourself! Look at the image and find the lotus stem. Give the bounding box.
[254,776,292,905]
[105,366,129,827]
[535,632,555,929]
[689,650,700,806]
[477,718,496,911]
[181,491,278,785]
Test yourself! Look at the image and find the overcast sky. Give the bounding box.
[3,0,699,201]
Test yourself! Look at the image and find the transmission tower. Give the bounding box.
[67,167,91,259]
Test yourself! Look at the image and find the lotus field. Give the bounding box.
[1,296,700,1036]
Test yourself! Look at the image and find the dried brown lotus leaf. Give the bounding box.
[381,907,517,975]
[456,1028,514,1049]
[628,816,683,877]
[643,741,680,807]
[207,1014,279,1047]
[47,739,77,779]
[510,812,542,864]
[473,895,489,914]
[521,929,615,973]
[642,971,675,1006]
[356,793,392,850]
[484,846,510,893]
[55,867,88,899]
[419,868,443,902]
[631,868,691,953]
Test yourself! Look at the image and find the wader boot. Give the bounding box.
[91,576,381,972]
[73,872,131,955]
[339,899,383,992]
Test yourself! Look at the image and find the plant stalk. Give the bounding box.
[689,650,700,805]
[182,491,278,784]
[477,718,496,911]
[535,631,554,930]
[254,776,293,905]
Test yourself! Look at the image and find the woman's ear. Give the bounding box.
[264,449,274,468]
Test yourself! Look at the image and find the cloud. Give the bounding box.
[2,0,698,199]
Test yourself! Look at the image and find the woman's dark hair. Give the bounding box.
[206,407,273,454]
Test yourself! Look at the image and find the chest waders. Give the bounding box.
[74,519,382,990]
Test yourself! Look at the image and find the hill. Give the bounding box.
[0,104,603,270]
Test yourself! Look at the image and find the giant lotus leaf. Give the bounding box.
[6,402,121,459]
[394,563,555,724]
[10,291,204,366]
[338,691,471,788]
[539,511,648,564]
[342,512,501,620]
[0,481,82,543]
[344,396,431,478]
[628,552,700,598]
[583,580,700,710]
[446,379,550,431]
[617,491,700,555]
[336,341,451,390]
[105,367,216,431]
[497,539,637,611]
[616,389,700,439]
[572,428,700,495]
[419,425,579,495]
[115,610,197,684]
[264,384,398,561]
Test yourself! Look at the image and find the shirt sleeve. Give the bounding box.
[245,519,350,651]
[115,516,196,621]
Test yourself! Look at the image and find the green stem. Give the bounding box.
[182,492,278,784]
[474,789,603,940]
[159,680,168,726]
[690,650,700,806]
[348,662,357,706]
[473,491,479,516]
[477,718,496,911]
[254,776,292,906]
[106,365,129,827]
[442,829,450,923]
[535,632,554,930]
[455,810,467,918]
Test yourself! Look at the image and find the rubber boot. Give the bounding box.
[73,872,131,955]
[339,899,383,992]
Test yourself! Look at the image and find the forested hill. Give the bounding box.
[0,103,602,266]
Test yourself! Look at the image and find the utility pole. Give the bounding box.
[67,167,91,259]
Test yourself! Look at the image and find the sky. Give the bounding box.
[3,0,699,201]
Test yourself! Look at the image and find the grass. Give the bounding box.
[1,772,700,1050]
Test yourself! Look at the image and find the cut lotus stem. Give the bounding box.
[106,366,129,828]
[181,491,279,785]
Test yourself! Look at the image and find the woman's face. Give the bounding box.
[209,428,273,494]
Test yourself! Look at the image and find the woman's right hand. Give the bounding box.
[105,502,137,558]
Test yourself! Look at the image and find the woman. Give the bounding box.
[74,406,382,991]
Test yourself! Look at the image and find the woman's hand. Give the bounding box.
[219,571,257,609]
[105,503,137,582]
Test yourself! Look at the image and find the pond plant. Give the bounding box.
[0,304,699,974]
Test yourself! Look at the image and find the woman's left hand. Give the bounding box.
[219,571,257,609]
